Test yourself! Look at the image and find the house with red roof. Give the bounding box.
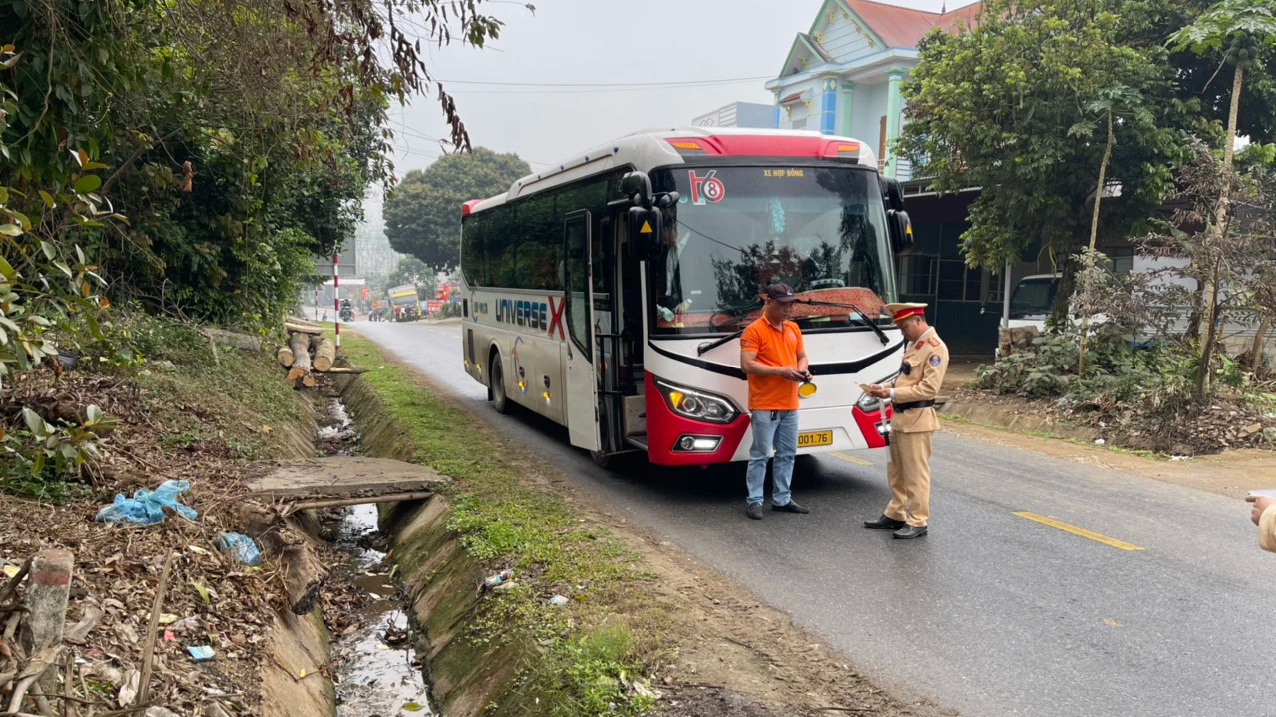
[766,0,1027,355]
[766,0,981,181]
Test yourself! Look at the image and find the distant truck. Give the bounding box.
[387,284,422,322]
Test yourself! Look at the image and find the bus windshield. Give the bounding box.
[649,165,897,335]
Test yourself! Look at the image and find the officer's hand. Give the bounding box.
[779,367,807,382]
[1247,495,1276,526]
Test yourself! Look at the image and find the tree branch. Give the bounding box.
[100,128,182,195]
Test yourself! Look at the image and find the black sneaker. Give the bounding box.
[864,515,907,530]
[746,503,764,520]
[771,501,810,514]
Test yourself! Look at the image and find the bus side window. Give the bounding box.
[564,214,592,360]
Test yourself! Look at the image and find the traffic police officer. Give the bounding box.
[863,303,948,539]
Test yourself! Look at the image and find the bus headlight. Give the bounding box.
[855,372,900,412]
[655,379,738,424]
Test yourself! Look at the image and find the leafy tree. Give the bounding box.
[1170,0,1276,393]
[388,256,434,297]
[899,0,1198,312]
[383,148,530,270]
[2,0,518,332]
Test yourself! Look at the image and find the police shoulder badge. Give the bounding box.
[929,354,942,367]
[928,337,941,347]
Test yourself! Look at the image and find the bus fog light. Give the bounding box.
[674,434,721,453]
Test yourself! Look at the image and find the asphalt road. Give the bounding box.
[353,319,1276,717]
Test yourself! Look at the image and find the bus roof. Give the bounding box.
[463,127,878,217]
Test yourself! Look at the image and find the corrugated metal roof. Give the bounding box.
[844,0,982,49]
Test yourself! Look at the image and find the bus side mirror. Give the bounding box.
[621,171,654,208]
[888,209,913,253]
[628,206,662,261]
[882,177,906,212]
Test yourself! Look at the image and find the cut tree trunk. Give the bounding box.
[284,321,324,336]
[310,336,336,372]
[277,345,294,368]
[286,331,312,382]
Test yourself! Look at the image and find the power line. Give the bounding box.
[436,75,772,88]
[445,81,769,96]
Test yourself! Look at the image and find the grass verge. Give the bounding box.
[338,331,665,716]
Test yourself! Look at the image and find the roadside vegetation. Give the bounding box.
[340,331,667,716]
[1,0,515,505]
[0,313,321,712]
[905,0,1276,453]
[1,311,303,500]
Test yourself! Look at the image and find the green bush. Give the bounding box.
[1,405,117,501]
[976,327,1200,414]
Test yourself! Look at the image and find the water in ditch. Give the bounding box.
[316,391,434,716]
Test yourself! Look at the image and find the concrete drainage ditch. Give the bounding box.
[317,392,436,716]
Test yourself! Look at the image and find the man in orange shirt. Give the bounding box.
[739,284,812,520]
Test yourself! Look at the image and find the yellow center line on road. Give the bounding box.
[1012,511,1145,551]
[832,452,874,466]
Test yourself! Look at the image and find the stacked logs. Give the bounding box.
[277,320,355,388]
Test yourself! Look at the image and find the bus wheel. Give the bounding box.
[491,356,513,415]
[590,450,610,469]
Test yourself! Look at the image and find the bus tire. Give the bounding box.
[490,352,513,415]
[590,450,611,469]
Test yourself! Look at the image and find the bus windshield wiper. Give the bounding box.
[793,299,891,345]
[695,298,890,355]
[696,327,746,356]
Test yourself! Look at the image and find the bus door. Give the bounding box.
[592,216,625,455]
[563,211,601,452]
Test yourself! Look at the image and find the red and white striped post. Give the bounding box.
[332,253,340,348]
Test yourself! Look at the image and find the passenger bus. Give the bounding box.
[459,127,915,467]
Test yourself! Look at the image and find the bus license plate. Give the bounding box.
[797,430,833,448]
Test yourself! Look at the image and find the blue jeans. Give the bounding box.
[745,409,799,506]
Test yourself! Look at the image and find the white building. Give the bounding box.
[690,102,775,129]
[766,0,981,180]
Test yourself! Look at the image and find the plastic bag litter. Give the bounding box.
[213,532,262,566]
[95,480,198,525]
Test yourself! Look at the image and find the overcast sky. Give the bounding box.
[365,0,976,220]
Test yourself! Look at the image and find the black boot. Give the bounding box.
[863,515,906,530]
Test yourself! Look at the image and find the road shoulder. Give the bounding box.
[940,413,1276,499]
[341,329,942,717]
